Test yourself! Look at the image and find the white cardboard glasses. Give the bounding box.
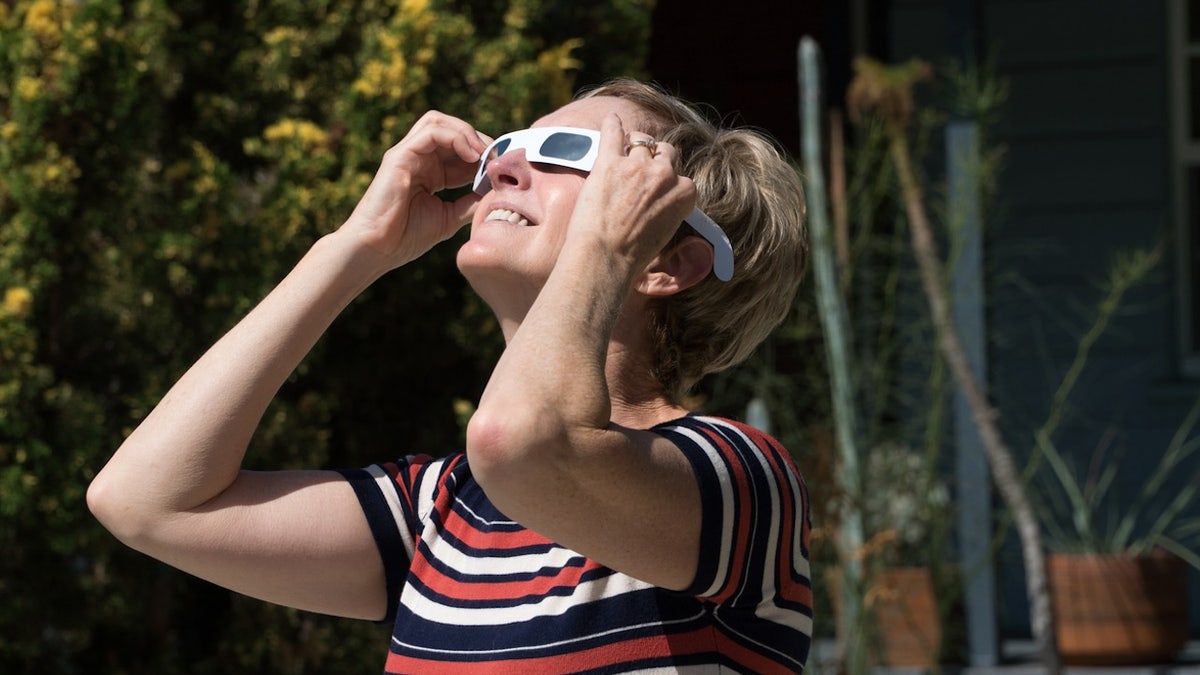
[472,126,735,281]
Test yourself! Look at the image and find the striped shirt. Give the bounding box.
[340,415,813,674]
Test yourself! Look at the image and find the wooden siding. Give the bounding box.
[890,0,1197,639]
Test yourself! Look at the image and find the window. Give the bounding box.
[1172,0,1200,373]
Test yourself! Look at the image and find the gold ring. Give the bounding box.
[624,138,657,155]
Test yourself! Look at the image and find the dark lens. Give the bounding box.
[539,132,591,161]
[490,138,512,159]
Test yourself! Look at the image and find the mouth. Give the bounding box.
[484,208,533,227]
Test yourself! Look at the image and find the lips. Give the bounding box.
[485,208,532,227]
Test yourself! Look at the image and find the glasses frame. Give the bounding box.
[472,126,734,281]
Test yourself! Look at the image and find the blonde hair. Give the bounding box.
[578,79,809,398]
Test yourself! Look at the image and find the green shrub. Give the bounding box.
[0,0,650,671]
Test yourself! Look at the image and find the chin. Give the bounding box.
[456,243,546,319]
[456,239,505,285]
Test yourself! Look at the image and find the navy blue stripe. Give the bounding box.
[716,606,811,671]
[651,420,731,598]
[337,467,409,623]
[390,586,702,656]
[712,420,775,609]
[420,538,590,586]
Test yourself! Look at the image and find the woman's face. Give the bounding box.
[456,96,652,317]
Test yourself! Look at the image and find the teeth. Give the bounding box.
[486,208,531,227]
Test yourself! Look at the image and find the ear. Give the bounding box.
[635,236,714,297]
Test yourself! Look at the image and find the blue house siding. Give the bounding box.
[891,0,1197,639]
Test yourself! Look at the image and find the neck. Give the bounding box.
[604,340,688,428]
[495,299,687,430]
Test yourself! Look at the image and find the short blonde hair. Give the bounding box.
[579,79,809,398]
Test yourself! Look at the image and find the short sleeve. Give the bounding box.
[337,453,455,622]
[651,415,812,614]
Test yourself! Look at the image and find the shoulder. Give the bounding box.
[652,414,800,477]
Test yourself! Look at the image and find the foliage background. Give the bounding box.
[0,0,654,672]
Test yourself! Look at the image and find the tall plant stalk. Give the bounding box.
[798,37,869,674]
[846,57,1062,673]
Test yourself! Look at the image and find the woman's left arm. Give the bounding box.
[467,113,706,590]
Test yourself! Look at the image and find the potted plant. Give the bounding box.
[1028,248,1200,665]
[1033,401,1200,665]
[857,441,953,667]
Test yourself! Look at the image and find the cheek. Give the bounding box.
[542,178,584,226]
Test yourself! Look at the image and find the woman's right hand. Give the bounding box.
[341,111,491,270]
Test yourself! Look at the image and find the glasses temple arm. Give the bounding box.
[685,208,735,281]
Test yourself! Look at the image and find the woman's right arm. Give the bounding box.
[87,111,487,620]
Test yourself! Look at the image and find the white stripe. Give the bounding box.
[392,606,707,656]
[710,420,784,613]
[367,464,415,561]
[399,571,652,627]
[668,423,736,597]
[619,662,729,667]
[782,457,812,582]
[454,493,516,527]
[702,420,813,666]
[414,456,444,522]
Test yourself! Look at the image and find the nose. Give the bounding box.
[483,148,531,193]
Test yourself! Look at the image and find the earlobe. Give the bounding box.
[635,236,715,297]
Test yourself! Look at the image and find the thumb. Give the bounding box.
[445,191,483,233]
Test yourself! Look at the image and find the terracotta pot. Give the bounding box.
[872,566,942,667]
[1048,552,1189,665]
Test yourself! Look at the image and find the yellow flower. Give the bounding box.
[537,39,583,108]
[38,155,81,188]
[263,119,295,141]
[263,119,328,147]
[194,174,218,196]
[400,0,434,31]
[401,0,429,15]
[16,76,42,101]
[23,0,64,44]
[1,122,18,141]
[353,57,406,99]
[4,287,34,319]
[264,26,297,46]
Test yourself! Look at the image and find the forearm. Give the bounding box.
[90,230,388,521]
[474,236,634,453]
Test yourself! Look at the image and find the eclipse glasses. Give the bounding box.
[472,126,735,281]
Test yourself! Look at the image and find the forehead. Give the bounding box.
[532,96,652,134]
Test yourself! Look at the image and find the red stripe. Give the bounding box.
[736,422,813,607]
[440,510,554,552]
[408,554,603,603]
[714,630,797,675]
[701,423,754,604]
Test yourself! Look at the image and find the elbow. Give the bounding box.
[465,405,564,493]
[87,467,152,546]
[464,409,518,485]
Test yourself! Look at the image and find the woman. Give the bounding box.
[89,79,812,673]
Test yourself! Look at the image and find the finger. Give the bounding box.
[425,123,486,164]
[624,129,658,157]
[446,191,483,227]
[598,113,627,161]
[649,139,676,165]
[405,112,489,163]
[443,151,484,188]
